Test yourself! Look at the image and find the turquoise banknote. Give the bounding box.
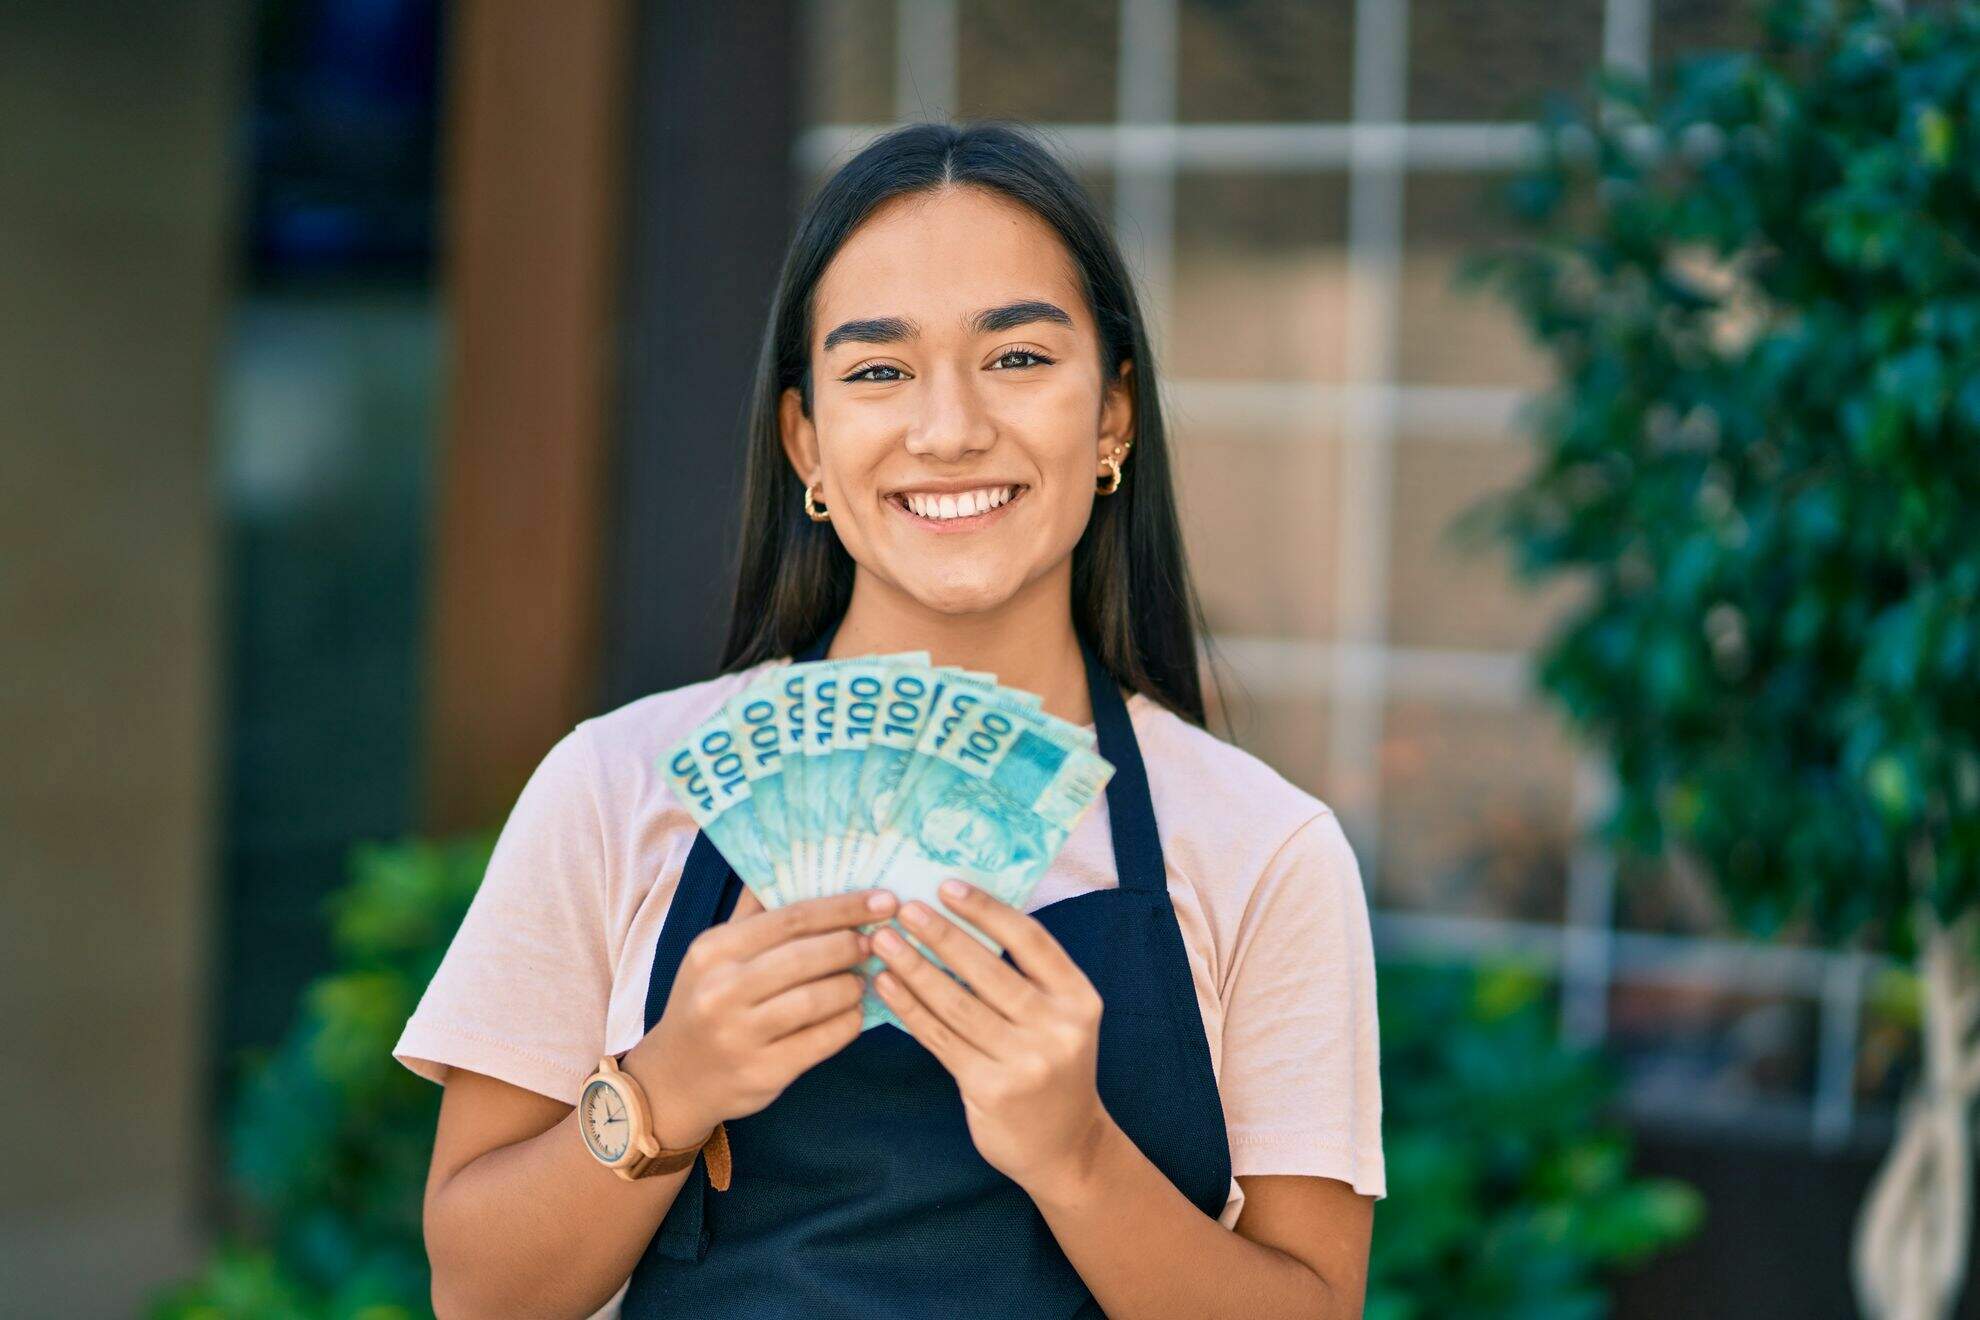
[722,677,797,907]
[659,707,780,904]
[819,658,884,897]
[841,663,1020,890]
[790,653,926,901]
[661,655,1114,1034]
[768,664,810,902]
[852,689,1114,1030]
[798,661,843,901]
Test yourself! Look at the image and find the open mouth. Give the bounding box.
[887,483,1029,525]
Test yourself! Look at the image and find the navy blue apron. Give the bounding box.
[623,619,1232,1318]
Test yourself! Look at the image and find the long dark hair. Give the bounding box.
[719,120,1218,729]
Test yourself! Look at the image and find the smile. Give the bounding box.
[886,483,1028,530]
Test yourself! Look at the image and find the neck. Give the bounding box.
[825,563,1094,727]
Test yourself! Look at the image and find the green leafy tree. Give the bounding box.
[1467,1,1980,1314]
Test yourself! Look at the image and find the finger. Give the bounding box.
[894,900,1045,1025]
[750,970,865,1040]
[763,1001,864,1074]
[871,963,984,1077]
[728,886,766,922]
[936,879,1083,997]
[871,924,1014,1059]
[742,927,869,1002]
[712,887,898,960]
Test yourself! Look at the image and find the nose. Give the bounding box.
[903,363,996,462]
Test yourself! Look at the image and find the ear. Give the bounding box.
[779,384,821,488]
[1097,358,1135,468]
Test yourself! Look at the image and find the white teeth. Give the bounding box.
[900,485,1017,521]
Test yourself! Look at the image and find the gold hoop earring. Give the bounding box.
[804,483,831,522]
[1096,446,1127,496]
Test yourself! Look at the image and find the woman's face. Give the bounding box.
[781,184,1133,617]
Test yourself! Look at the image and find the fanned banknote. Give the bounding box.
[661,655,1114,1033]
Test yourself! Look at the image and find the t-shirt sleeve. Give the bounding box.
[1219,808,1385,1199]
[392,721,613,1105]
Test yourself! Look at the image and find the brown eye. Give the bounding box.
[992,349,1055,370]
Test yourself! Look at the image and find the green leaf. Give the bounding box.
[1463,0,1980,961]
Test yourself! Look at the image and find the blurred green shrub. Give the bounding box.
[149,836,491,1320]
[154,838,1698,1317]
[1367,962,1703,1319]
[1464,0,1980,959]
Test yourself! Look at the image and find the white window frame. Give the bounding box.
[797,0,1893,1151]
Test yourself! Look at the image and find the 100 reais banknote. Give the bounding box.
[660,655,1115,1032]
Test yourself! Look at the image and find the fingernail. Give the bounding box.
[901,902,930,928]
[875,928,904,952]
[940,879,967,901]
[867,890,894,912]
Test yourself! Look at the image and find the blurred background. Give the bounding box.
[4,0,1974,1316]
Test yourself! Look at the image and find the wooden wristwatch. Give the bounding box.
[578,1053,732,1189]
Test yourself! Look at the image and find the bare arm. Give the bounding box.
[1032,1135,1373,1319]
[423,1064,710,1318]
[421,885,897,1318]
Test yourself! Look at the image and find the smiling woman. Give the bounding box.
[773,180,1149,644]
[396,121,1382,1320]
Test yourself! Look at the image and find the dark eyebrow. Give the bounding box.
[970,298,1074,337]
[821,315,916,354]
[820,299,1075,354]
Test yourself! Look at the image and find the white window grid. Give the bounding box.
[798,0,1896,1149]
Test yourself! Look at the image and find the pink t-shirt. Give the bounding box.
[395,654,1386,1240]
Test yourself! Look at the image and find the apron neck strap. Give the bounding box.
[794,616,839,663]
[1078,633,1163,895]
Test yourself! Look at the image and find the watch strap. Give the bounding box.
[599,1052,733,1190]
[624,1119,731,1189]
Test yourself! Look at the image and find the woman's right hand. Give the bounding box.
[622,886,899,1146]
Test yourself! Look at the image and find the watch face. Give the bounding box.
[581,1078,632,1162]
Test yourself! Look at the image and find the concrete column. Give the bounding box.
[0,1,243,1311]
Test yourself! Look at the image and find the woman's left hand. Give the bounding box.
[870,878,1111,1197]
